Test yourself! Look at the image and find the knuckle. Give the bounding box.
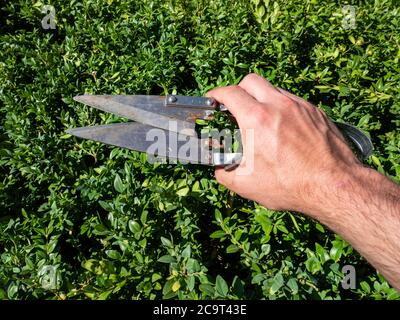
[304,101,316,109]
[206,84,241,97]
[227,84,241,93]
[205,87,221,99]
[279,95,296,108]
[250,106,269,126]
[241,73,259,83]
[317,107,328,118]
[212,85,241,98]
[205,90,215,98]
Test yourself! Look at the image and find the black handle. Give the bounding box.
[334,122,373,159]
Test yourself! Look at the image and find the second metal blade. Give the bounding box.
[67,122,214,165]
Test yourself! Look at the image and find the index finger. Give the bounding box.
[205,85,259,121]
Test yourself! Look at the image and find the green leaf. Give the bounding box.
[0,288,6,300]
[226,244,239,253]
[287,278,298,293]
[99,200,112,212]
[315,223,325,233]
[186,258,201,273]
[215,275,229,296]
[210,230,226,238]
[182,245,191,258]
[251,274,265,284]
[161,236,173,248]
[162,279,175,295]
[360,281,371,293]
[163,291,177,299]
[128,220,141,234]
[93,224,109,236]
[111,71,120,79]
[254,213,272,236]
[113,174,124,193]
[106,250,121,260]
[152,273,162,282]
[195,119,208,125]
[158,255,176,264]
[199,284,214,296]
[305,256,321,274]
[270,273,284,295]
[232,276,244,298]
[371,155,382,167]
[215,209,223,223]
[98,290,112,300]
[83,286,96,299]
[176,187,189,197]
[7,284,18,299]
[187,276,195,291]
[315,243,329,263]
[330,240,344,261]
[140,211,148,225]
[172,281,181,292]
[192,181,200,192]
[82,259,100,273]
[261,244,271,255]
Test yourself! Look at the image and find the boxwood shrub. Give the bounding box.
[0,0,399,299]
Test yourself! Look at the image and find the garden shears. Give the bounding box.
[67,95,373,168]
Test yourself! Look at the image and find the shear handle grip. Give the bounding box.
[334,122,373,159]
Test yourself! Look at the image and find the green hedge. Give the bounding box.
[0,0,399,299]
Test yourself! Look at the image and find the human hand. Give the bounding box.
[207,73,400,290]
[206,73,362,216]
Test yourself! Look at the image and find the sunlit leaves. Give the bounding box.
[0,0,398,301]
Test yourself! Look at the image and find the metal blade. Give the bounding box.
[73,95,211,137]
[67,122,214,165]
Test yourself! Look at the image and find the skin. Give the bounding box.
[206,73,400,290]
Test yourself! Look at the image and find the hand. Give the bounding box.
[207,73,400,290]
[206,73,361,216]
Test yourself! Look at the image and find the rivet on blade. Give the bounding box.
[205,98,214,107]
[167,95,177,103]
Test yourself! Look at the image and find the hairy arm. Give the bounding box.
[316,166,400,288]
[206,73,400,290]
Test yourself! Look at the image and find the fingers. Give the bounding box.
[214,166,236,189]
[238,73,281,104]
[206,85,259,121]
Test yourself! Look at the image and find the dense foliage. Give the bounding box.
[0,0,399,300]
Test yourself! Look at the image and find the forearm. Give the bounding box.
[311,165,400,289]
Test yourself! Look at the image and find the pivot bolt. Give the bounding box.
[205,98,215,107]
[167,95,177,103]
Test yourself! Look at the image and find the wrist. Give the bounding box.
[304,163,368,222]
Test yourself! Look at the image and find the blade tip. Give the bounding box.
[73,95,86,103]
[65,127,86,136]
[65,128,77,136]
